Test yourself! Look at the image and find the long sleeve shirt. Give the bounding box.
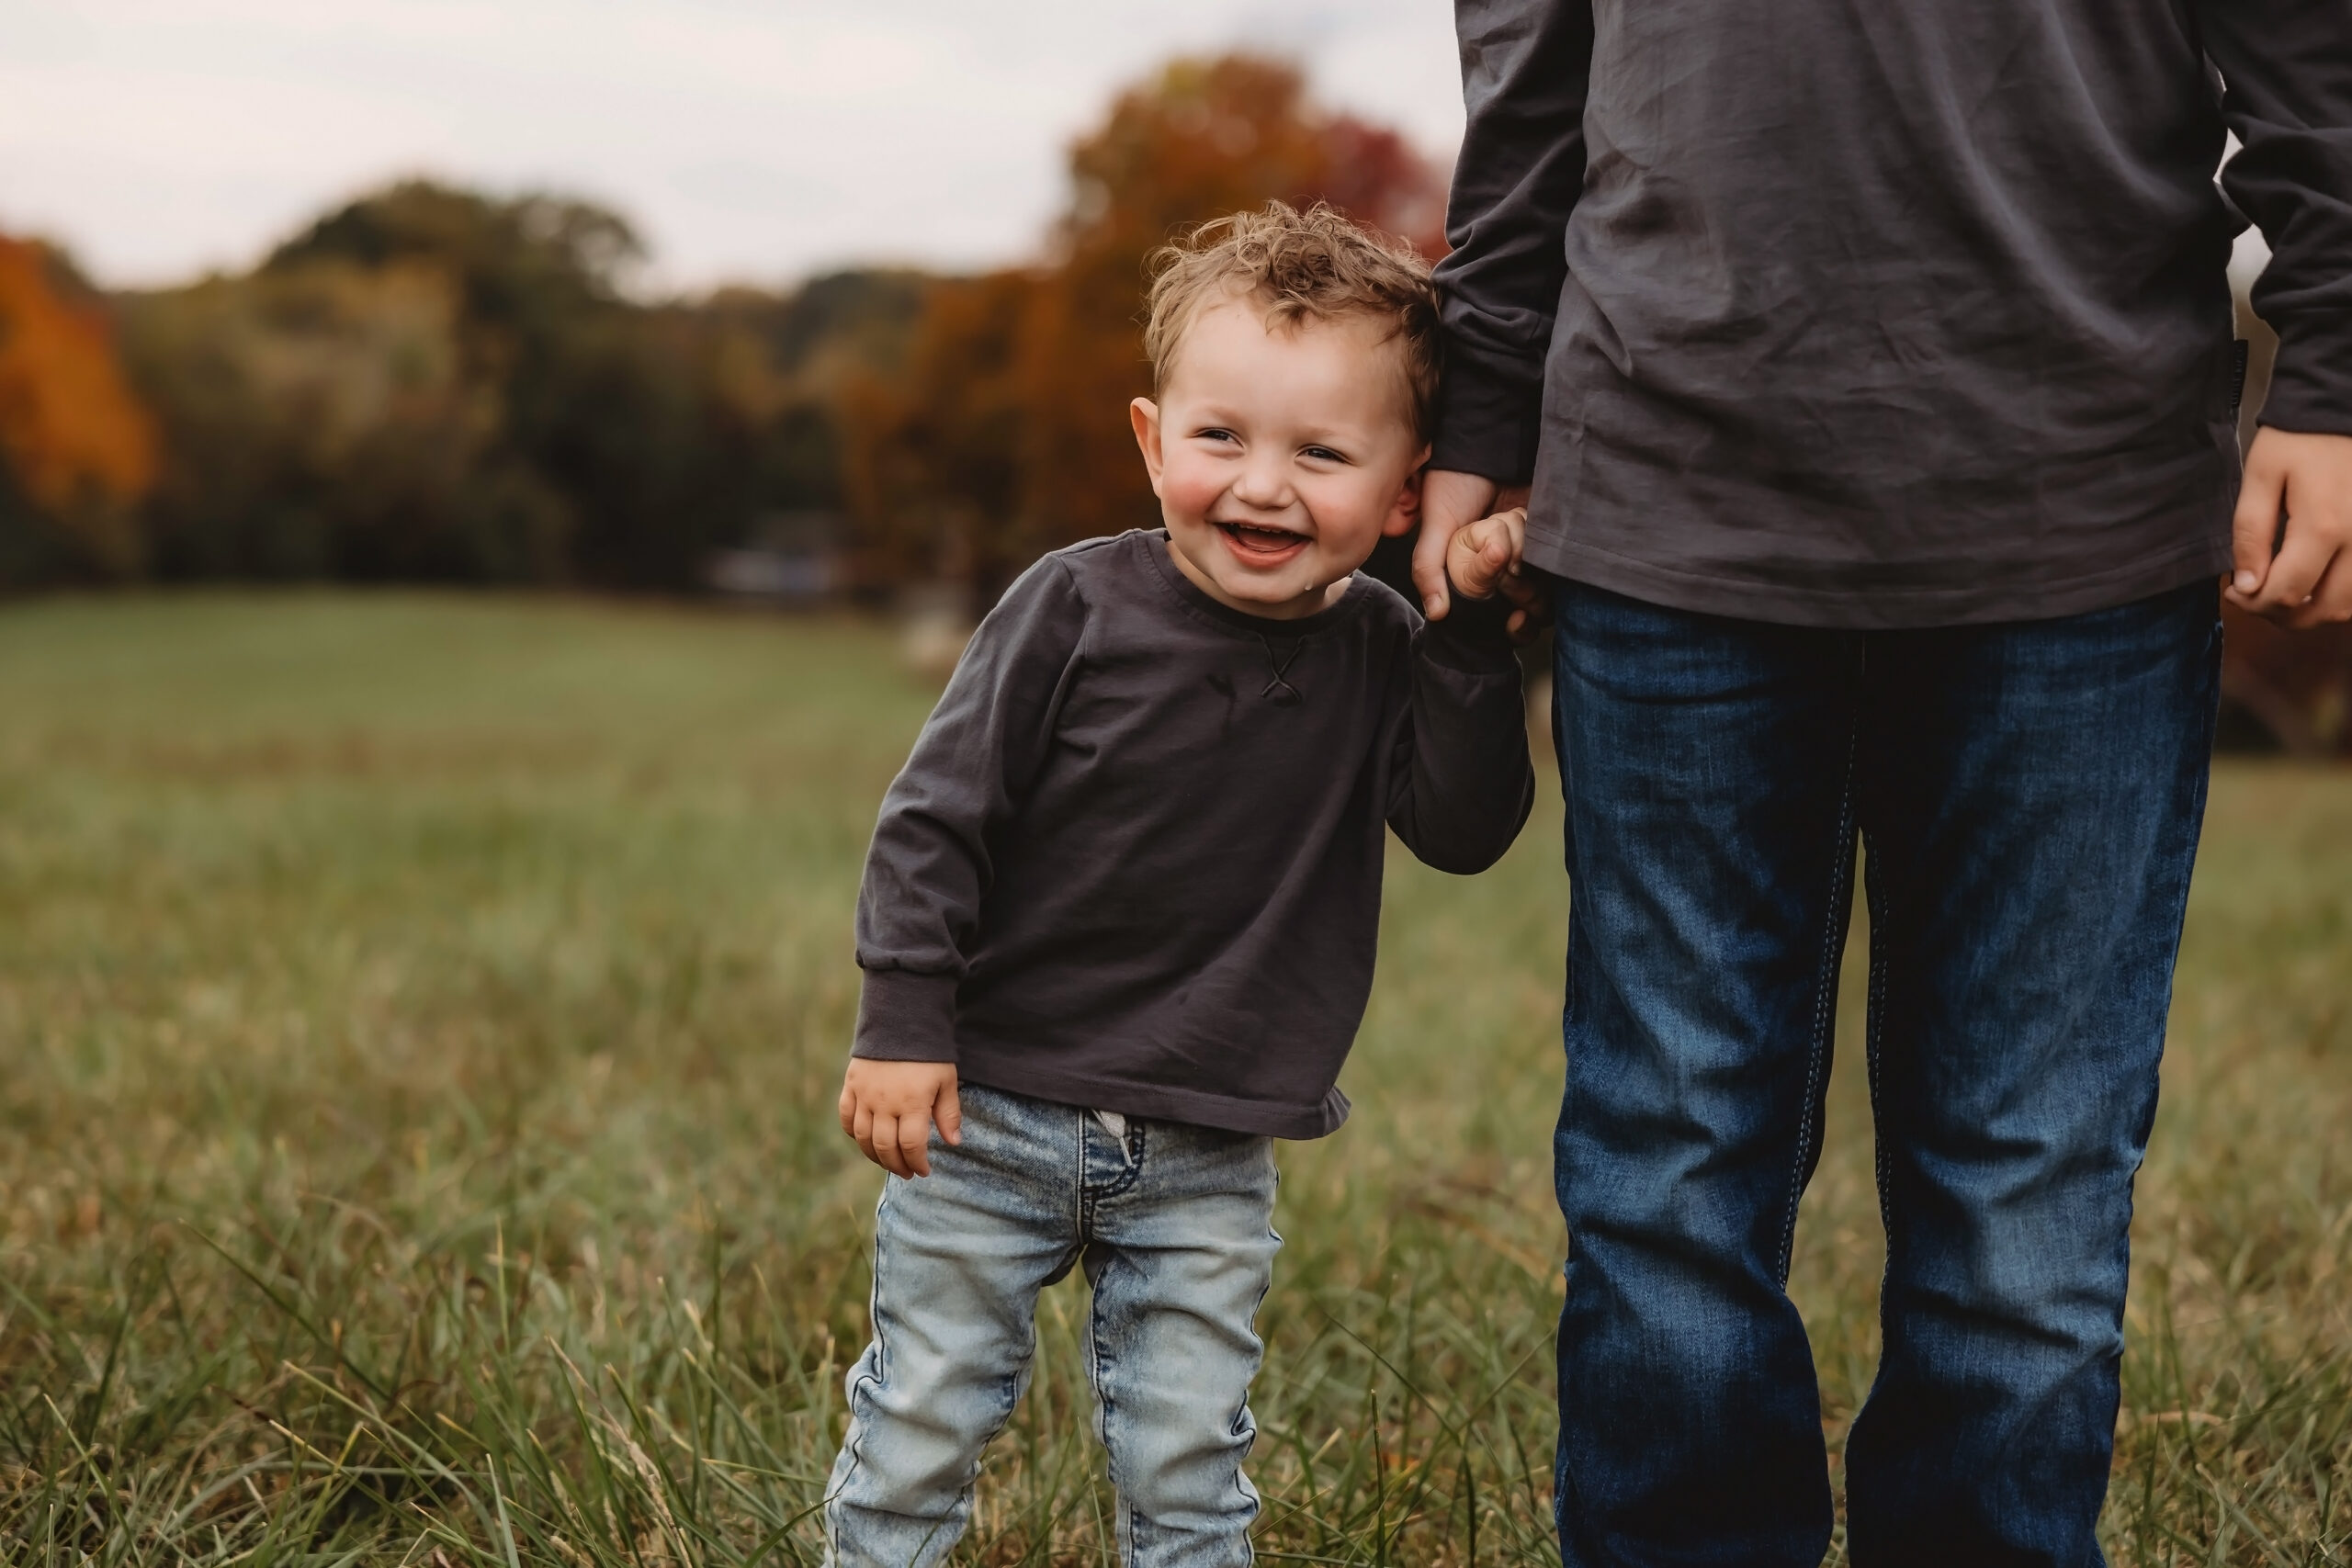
[852,529,1536,1139]
[1433,0,2352,628]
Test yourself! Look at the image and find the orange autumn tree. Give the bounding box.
[841,269,1041,592]
[845,54,1450,599]
[0,236,156,578]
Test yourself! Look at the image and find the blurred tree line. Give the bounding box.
[0,52,1435,604]
[6,186,925,592]
[1,51,2345,750]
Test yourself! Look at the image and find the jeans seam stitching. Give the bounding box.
[827,1181,895,1552]
[831,1111,1046,1566]
[1119,1121,1146,1195]
[1780,708,1858,1284]
[1231,1204,1276,1564]
[1084,1119,1146,1210]
[1085,1258,1125,1562]
[1077,1105,1095,1239]
[1863,838,1895,1283]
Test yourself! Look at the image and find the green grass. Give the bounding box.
[0,592,2345,1566]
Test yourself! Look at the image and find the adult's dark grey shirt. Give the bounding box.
[1432,0,2352,627]
[852,529,1534,1139]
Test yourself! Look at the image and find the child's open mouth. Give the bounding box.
[1216,521,1309,562]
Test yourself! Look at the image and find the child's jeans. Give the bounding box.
[823,1082,1282,1568]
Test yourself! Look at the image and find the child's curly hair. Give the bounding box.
[1143,202,1441,440]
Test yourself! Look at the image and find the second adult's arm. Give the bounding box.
[2196,0,2352,624]
[2196,0,2352,439]
[1429,0,1599,486]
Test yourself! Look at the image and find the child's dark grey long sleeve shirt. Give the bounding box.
[852,529,1535,1138]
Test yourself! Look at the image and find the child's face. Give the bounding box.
[1131,297,1430,621]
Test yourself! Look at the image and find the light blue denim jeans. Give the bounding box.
[824,1083,1282,1568]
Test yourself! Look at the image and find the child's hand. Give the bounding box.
[838,1059,962,1178]
[1446,506,1529,612]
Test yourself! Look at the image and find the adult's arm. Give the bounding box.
[1416,0,1597,616]
[852,560,1086,1060]
[1386,596,1537,874]
[2200,0,2352,627]
[2200,0,2352,437]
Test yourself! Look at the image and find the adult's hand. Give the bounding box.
[2227,428,2352,629]
[1414,469,1496,619]
[1415,470,1530,620]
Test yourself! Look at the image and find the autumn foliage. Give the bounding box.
[0,237,156,575]
[842,54,1449,597]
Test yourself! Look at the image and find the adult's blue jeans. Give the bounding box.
[1548,579,2221,1568]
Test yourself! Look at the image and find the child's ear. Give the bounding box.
[1380,446,1434,538]
[1130,399,1165,497]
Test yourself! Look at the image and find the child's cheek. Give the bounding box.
[1160,463,1227,524]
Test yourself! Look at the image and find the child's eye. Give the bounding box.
[1195,427,1239,445]
[1300,445,1349,464]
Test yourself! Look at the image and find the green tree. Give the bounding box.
[116,182,929,590]
[119,260,571,581]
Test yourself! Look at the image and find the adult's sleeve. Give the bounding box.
[1385,595,1536,874]
[852,559,1087,1062]
[2199,0,2352,435]
[1429,0,1598,483]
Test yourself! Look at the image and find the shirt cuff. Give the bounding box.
[852,968,960,1062]
[1419,588,1521,674]
[2257,314,2352,437]
[1430,355,1544,484]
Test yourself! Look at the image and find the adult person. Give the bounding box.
[1411,2,2352,1563]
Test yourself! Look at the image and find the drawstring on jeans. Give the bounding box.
[1256,634,1303,706]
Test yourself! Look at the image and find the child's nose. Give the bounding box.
[1230,459,1292,509]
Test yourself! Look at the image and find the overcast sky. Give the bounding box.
[0,0,1468,294]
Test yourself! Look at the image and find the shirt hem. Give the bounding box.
[1523,532,2233,630]
[959,1053,1351,1141]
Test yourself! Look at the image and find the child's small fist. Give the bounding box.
[1446,506,1528,604]
[839,1059,962,1179]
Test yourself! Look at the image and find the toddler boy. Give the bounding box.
[826,202,1536,1568]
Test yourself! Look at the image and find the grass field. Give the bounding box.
[1,592,2346,1566]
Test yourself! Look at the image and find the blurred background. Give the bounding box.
[1,7,1450,608]
[3,8,2348,1564]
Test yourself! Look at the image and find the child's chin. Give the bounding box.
[1223,577,1332,617]
[1216,565,1308,599]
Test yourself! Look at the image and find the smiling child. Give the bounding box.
[822,202,1536,1568]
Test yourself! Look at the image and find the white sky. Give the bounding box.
[0,0,1467,294]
